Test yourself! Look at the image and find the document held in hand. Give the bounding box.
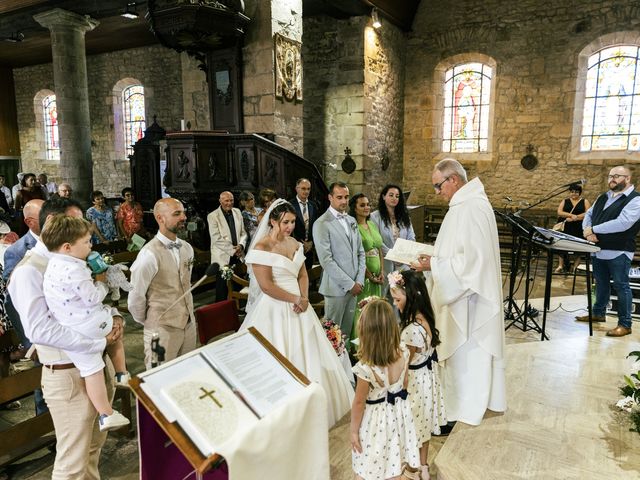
[385,238,435,265]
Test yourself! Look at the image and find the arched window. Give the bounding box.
[43,94,59,161]
[123,85,146,158]
[580,45,640,152]
[442,62,492,153]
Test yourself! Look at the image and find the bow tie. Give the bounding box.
[166,241,181,250]
[337,213,349,220]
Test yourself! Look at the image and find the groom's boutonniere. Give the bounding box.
[184,257,195,269]
[350,221,357,232]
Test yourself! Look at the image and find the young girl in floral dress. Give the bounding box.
[350,298,420,480]
[389,270,447,480]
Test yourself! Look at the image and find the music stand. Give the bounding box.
[496,211,549,339]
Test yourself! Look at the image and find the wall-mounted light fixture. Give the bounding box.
[371,8,381,29]
[1,32,24,43]
[121,2,139,19]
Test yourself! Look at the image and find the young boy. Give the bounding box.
[41,214,130,431]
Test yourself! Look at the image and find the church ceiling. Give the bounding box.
[0,0,420,68]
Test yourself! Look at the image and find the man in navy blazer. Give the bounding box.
[289,178,319,269]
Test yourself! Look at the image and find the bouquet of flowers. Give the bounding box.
[323,320,346,356]
[616,350,640,433]
[220,265,235,281]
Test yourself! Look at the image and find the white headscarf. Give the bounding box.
[245,198,290,314]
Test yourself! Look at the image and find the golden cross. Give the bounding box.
[198,387,222,408]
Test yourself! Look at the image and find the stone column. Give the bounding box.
[34,9,98,204]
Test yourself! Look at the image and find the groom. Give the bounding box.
[313,182,366,337]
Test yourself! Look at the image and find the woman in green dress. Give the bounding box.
[349,193,384,346]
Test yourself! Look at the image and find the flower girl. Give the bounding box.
[389,270,447,480]
[350,298,420,480]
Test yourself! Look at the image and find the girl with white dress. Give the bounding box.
[240,200,354,428]
[389,270,447,480]
[350,298,420,480]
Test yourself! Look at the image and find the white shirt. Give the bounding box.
[43,253,113,338]
[0,186,12,207]
[7,241,106,364]
[128,232,183,325]
[329,206,351,237]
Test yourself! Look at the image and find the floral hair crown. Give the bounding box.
[387,271,405,290]
[358,295,382,309]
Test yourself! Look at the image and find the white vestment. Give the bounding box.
[424,177,506,425]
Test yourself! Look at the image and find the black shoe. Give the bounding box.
[434,421,456,436]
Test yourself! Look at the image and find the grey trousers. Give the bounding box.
[325,294,357,338]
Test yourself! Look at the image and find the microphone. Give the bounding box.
[156,262,220,320]
[562,179,587,188]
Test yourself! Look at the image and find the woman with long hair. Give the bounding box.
[370,184,416,295]
[240,199,354,427]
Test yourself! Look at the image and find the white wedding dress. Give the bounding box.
[241,245,354,427]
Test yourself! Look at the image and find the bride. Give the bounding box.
[240,199,354,427]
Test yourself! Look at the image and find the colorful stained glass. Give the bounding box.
[123,85,146,158]
[43,95,59,161]
[442,63,492,153]
[580,46,640,151]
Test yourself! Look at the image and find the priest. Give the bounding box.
[412,158,506,426]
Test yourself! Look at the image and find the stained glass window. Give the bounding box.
[442,63,492,153]
[123,85,146,158]
[581,46,640,151]
[43,94,59,161]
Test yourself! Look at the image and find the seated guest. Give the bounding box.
[0,221,16,268]
[14,173,46,236]
[11,173,24,204]
[86,190,118,245]
[257,188,278,222]
[116,187,148,242]
[239,191,261,240]
[0,175,13,208]
[53,183,73,199]
[37,173,57,199]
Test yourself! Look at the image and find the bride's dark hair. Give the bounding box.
[268,201,296,224]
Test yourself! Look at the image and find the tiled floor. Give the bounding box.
[2,270,639,479]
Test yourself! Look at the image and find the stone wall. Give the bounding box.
[303,16,366,190]
[303,15,406,200]
[364,19,406,200]
[14,45,184,197]
[404,0,640,208]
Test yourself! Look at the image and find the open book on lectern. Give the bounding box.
[134,328,308,458]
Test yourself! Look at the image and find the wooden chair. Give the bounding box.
[227,273,250,312]
[307,264,325,317]
[195,300,241,345]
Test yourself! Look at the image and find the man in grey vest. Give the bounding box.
[8,198,123,479]
[129,198,196,369]
[577,165,640,337]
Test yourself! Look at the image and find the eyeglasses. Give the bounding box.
[433,176,451,192]
[608,174,629,180]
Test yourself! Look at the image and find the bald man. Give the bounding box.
[129,198,196,369]
[578,165,640,337]
[207,191,248,301]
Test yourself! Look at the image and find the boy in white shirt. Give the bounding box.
[41,214,130,431]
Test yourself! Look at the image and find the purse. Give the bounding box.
[552,201,579,232]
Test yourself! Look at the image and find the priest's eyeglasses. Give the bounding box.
[433,176,451,192]
[608,174,629,180]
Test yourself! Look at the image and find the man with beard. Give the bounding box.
[578,165,640,337]
[129,198,196,369]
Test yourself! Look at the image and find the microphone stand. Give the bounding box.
[518,185,571,215]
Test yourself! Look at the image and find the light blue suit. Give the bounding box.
[313,209,366,336]
[4,230,38,280]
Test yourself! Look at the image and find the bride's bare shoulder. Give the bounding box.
[253,237,275,252]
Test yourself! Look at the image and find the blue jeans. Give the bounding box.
[593,254,632,329]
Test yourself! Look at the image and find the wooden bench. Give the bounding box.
[0,366,55,468]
